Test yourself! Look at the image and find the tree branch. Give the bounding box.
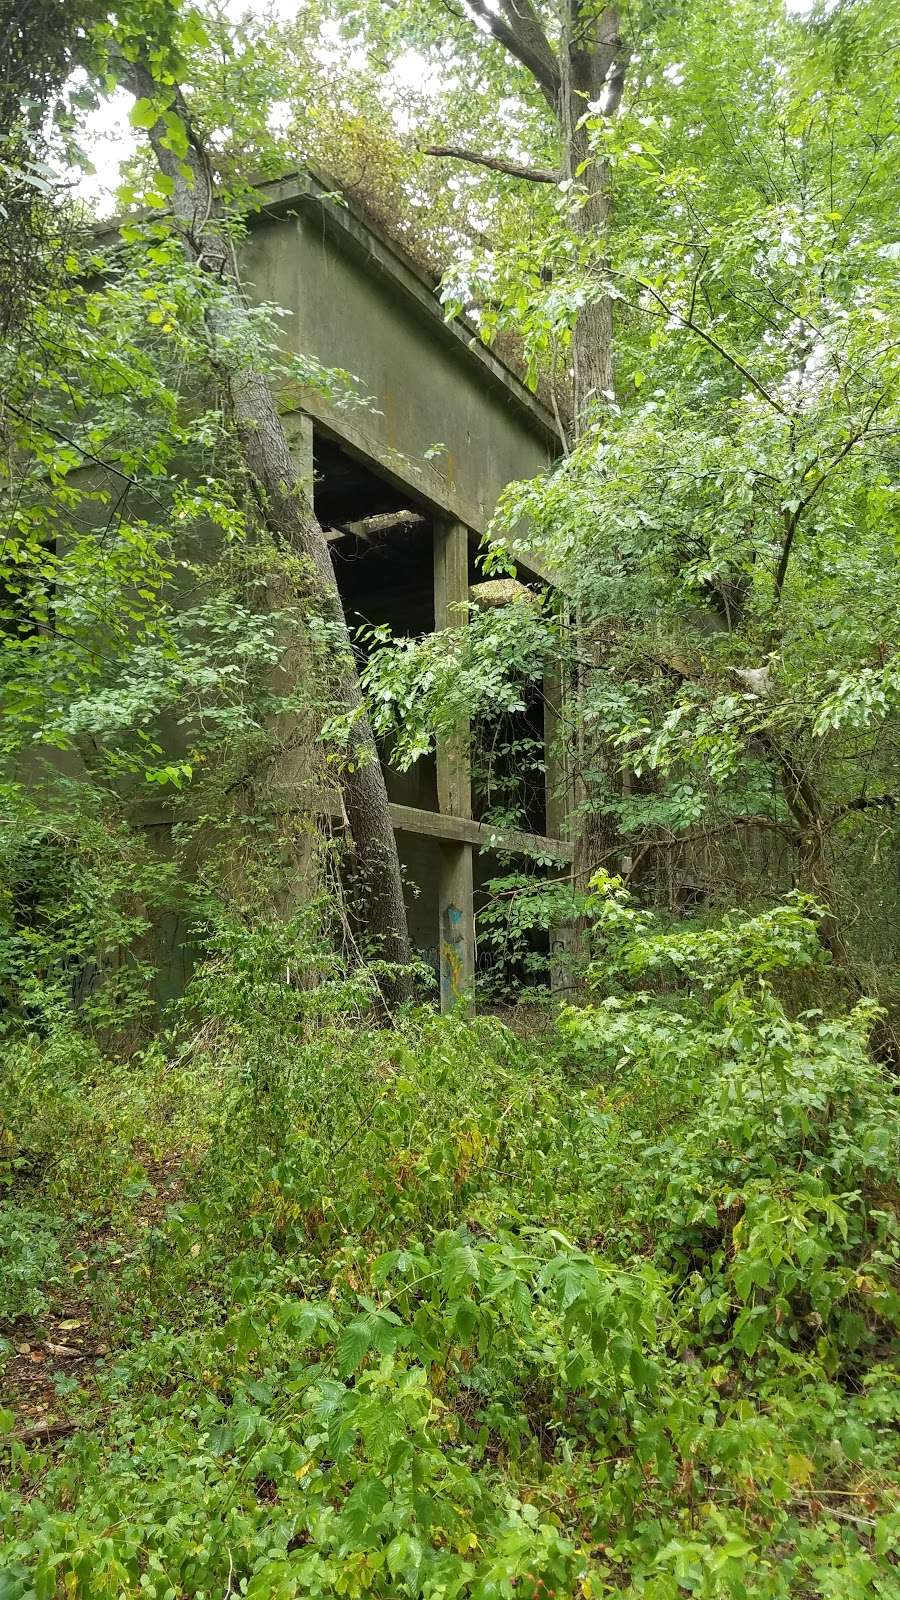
[1,397,153,497]
[831,792,897,824]
[631,272,789,417]
[422,144,559,182]
[498,0,559,78]
[462,0,560,109]
[774,394,885,602]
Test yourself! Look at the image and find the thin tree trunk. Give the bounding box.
[764,731,897,1063]
[113,56,412,1001]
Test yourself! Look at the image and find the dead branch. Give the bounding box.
[423,144,559,183]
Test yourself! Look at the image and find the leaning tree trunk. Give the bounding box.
[113,55,412,1002]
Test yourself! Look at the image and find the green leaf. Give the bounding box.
[339,1475,390,1544]
[129,97,160,130]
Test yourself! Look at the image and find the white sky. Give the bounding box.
[76,0,425,213]
[76,0,820,215]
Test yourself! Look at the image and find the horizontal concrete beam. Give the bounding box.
[389,801,573,862]
[96,169,558,450]
[292,399,556,585]
[139,797,572,861]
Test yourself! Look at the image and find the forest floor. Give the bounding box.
[1,1002,898,1597]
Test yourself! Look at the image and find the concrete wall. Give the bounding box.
[240,175,555,537]
[49,176,564,1009]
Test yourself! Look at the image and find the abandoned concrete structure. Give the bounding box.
[240,173,572,1002]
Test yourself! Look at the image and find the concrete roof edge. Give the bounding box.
[94,165,560,450]
[248,169,559,445]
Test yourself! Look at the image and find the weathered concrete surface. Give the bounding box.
[240,172,556,541]
[64,174,566,1002]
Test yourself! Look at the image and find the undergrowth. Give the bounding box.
[0,886,898,1598]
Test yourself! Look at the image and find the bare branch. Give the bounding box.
[2,397,161,502]
[637,275,789,417]
[774,392,886,602]
[422,144,559,182]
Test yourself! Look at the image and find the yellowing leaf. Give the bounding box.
[787,1452,814,1486]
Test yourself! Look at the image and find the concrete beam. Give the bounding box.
[243,790,571,859]
[283,412,314,500]
[333,509,426,541]
[389,803,574,862]
[294,399,556,584]
[433,516,474,1009]
[95,176,561,583]
[138,797,574,861]
[251,169,558,448]
[543,637,577,995]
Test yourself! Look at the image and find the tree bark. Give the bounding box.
[422,145,559,183]
[445,6,627,922]
[559,3,621,424]
[558,6,624,925]
[760,730,897,1063]
[113,55,412,1002]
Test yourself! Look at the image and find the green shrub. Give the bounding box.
[0,893,897,1597]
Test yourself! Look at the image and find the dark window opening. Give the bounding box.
[473,690,547,839]
[314,432,437,812]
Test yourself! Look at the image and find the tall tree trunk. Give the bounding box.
[559,5,625,924]
[113,56,412,1002]
[444,1,629,936]
[560,3,620,424]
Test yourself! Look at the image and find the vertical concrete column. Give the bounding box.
[543,658,569,839]
[438,841,475,1012]
[434,518,475,1008]
[263,409,319,912]
[544,645,576,994]
[433,518,472,818]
